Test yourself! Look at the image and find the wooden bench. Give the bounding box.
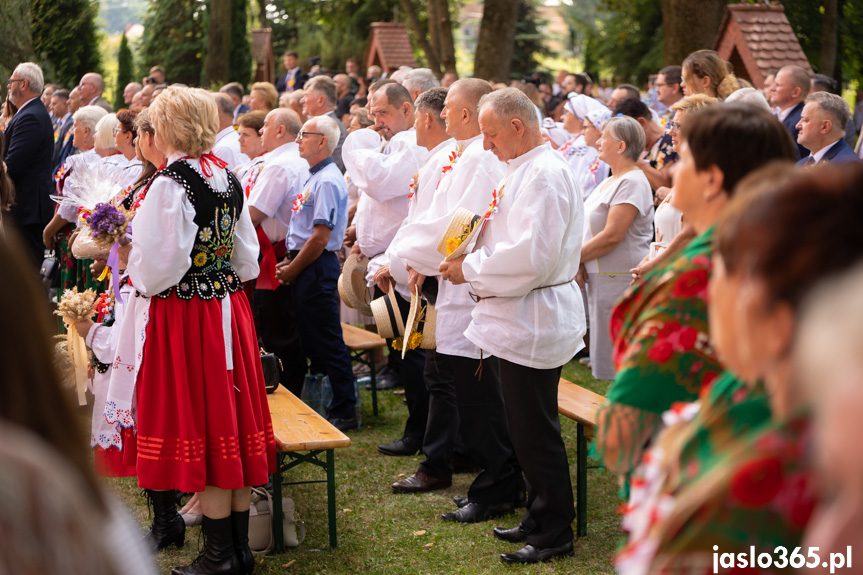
[268,386,352,550]
[341,323,388,416]
[558,378,605,538]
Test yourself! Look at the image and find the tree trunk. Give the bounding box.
[820,0,838,77]
[436,0,456,72]
[473,0,520,81]
[661,0,727,66]
[204,0,231,87]
[398,0,443,76]
[428,0,441,68]
[257,0,267,28]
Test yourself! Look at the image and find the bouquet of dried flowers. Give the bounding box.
[54,287,99,405]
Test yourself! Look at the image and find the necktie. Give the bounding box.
[802,156,816,169]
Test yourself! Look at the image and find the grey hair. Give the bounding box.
[94,113,119,151]
[269,108,302,138]
[212,92,235,117]
[724,87,771,112]
[72,105,108,135]
[601,116,645,162]
[309,115,340,154]
[402,68,439,98]
[305,76,337,108]
[477,87,540,133]
[806,91,851,132]
[14,62,44,94]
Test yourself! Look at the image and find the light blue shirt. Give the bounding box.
[286,157,348,252]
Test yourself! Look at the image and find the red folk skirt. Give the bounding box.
[94,427,138,478]
[132,290,276,492]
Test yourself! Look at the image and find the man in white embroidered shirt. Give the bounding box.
[440,88,587,565]
[212,93,249,172]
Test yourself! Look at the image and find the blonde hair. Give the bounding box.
[149,86,218,156]
[670,93,719,115]
[251,82,278,111]
[93,113,119,151]
[682,50,740,100]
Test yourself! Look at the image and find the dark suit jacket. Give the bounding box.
[4,98,56,227]
[53,115,74,168]
[233,103,250,122]
[795,138,861,167]
[323,111,348,173]
[276,68,308,94]
[781,101,809,160]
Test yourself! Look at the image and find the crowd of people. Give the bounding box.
[1,45,863,574]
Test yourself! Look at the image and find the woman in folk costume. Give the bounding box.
[113,86,275,575]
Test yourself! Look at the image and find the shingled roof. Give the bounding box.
[714,2,812,89]
[364,22,417,72]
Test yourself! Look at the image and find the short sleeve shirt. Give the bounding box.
[286,157,348,252]
[583,169,654,274]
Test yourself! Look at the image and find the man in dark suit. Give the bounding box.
[219,82,250,124]
[275,51,307,95]
[4,62,56,266]
[796,92,862,168]
[77,72,112,113]
[300,76,347,172]
[771,65,811,160]
[51,89,73,167]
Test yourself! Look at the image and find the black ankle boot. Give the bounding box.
[142,489,186,553]
[231,510,254,574]
[171,515,240,575]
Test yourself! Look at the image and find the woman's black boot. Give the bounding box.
[171,515,240,575]
[231,509,255,574]
[142,488,186,552]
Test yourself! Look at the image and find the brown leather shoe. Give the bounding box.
[391,471,452,494]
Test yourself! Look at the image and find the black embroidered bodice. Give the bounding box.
[155,160,245,300]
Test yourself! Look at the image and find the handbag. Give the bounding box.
[248,486,306,555]
[259,348,282,394]
[40,250,60,289]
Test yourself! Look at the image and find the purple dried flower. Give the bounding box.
[86,202,126,237]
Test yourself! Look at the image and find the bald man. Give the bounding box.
[246,108,310,396]
[77,72,112,112]
[440,88,585,564]
[391,79,524,526]
[212,92,249,171]
[772,65,812,159]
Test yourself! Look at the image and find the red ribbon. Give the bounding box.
[255,227,280,291]
[182,153,228,178]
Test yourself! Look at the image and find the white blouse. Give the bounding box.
[462,143,587,369]
[650,194,683,260]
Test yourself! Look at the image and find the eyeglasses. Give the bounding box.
[6,79,24,86]
[112,127,125,136]
[298,131,324,140]
[667,121,681,131]
[654,82,677,88]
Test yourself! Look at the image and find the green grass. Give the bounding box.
[105,361,620,574]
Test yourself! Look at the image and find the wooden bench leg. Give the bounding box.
[369,352,378,417]
[576,422,588,538]
[272,453,285,553]
[326,448,338,547]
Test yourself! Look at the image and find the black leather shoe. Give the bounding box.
[456,492,525,509]
[493,525,527,543]
[377,437,421,456]
[392,471,452,494]
[442,501,514,523]
[500,541,574,564]
[327,415,359,432]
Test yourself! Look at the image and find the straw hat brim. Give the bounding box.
[402,293,436,357]
[436,207,483,262]
[370,287,404,340]
[338,253,372,316]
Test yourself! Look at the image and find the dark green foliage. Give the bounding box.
[267,0,399,72]
[510,0,550,79]
[139,0,207,86]
[228,0,251,88]
[113,33,134,110]
[30,0,102,88]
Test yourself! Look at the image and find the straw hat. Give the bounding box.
[436,207,483,262]
[370,287,404,340]
[401,292,437,358]
[338,253,372,316]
